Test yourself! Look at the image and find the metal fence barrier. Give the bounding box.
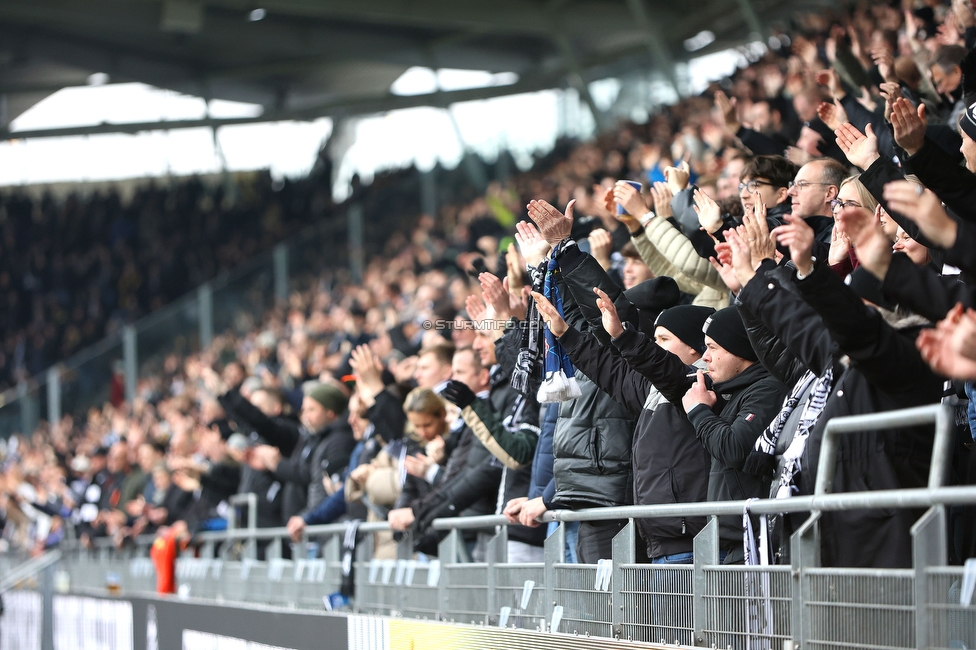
[10,404,976,650]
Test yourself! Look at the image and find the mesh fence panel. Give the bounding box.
[443,564,489,625]
[553,564,613,638]
[926,567,976,650]
[619,564,694,645]
[805,568,915,650]
[399,565,441,620]
[494,563,546,631]
[702,565,792,650]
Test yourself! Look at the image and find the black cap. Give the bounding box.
[654,305,716,353]
[625,277,682,334]
[702,306,758,362]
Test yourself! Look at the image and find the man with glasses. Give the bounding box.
[737,155,799,229]
[787,158,848,249]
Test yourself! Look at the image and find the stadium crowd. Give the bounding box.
[5,0,976,577]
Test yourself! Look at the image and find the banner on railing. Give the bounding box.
[0,590,42,650]
[53,595,133,650]
[182,630,296,650]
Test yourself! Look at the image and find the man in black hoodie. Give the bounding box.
[531,295,714,564]
[604,303,787,562]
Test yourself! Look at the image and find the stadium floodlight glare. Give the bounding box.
[248,8,266,21]
[683,30,716,52]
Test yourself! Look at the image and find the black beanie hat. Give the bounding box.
[960,100,976,143]
[625,277,681,334]
[654,305,715,353]
[702,306,758,362]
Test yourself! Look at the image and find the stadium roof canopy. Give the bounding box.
[0,0,834,140]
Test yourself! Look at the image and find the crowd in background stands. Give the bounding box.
[6,0,976,577]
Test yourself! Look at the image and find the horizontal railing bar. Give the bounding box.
[821,404,944,433]
[59,484,976,550]
[0,549,61,593]
[433,485,976,529]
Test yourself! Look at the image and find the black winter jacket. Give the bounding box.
[274,419,356,518]
[613,323,787,550]
[560,325,710,559]
[218,388,306,520]
[739,259,944,567]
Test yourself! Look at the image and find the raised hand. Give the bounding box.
[200,366,228,397]
[835,122,880,170]
[592,286,624,338]
[771,214,816,276]
[588,228,614,271]
[708,242,741,294]
[726,228,758,288]
[479,272,511,322]
[665,160,691,194]
[882,180,957,248]
[515,220,552,268]
[742,201,776,268]
[917,304,976,380]
[613,181,649,219]
[835,201,891,280]
[816,68,846,100]
[871,45,897,83]
[526,199,575,246]
[651,182,674,218]
[530,291,568,337]
[693,188,724,234]
[714,91,740,134]
[828,224,852,266]
[817,100,848,131]
[465,293,487,324]
[505,242,524,293]
[889,98,927,157]
[350,344,385,396]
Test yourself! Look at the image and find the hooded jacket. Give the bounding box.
[612,323,787,551]
[559,324,710,559]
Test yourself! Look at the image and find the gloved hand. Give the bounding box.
[438,380,476,408]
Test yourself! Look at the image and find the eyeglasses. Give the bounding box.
[830,199,862,212]
[788,180,831,191]
[738,179,775,193]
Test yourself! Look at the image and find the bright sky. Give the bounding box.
[0,47,749,194]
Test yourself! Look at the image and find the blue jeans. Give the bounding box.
[546,520,580,563]
[651,551,694,565]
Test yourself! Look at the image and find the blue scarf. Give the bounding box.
[537,246,581,403]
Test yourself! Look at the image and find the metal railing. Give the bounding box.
[14,404,976,649]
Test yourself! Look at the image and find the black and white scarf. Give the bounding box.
[511,262,546,395]
[743,368,833,483]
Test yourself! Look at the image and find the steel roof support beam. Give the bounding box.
[625,0,680,97]
[735,0,766,39]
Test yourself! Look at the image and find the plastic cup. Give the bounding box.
[616,180,643,215]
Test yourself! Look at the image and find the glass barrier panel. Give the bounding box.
[59,337,125,421]
[212,254,276,339]
[134,294,200,381]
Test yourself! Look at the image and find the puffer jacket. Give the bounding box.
[547,242,638,509]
